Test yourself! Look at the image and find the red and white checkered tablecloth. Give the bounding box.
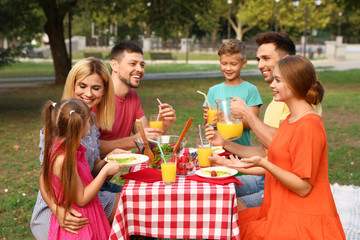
[109,162,240,240]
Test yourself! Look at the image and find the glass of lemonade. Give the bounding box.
[197,140,212,168]
[216,97,243,140]
[149,114,163,130]
[160,153,177,185]
[206,103,218,125]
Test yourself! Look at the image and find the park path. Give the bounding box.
[0,56,359,95]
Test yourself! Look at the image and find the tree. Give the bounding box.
[35,0,80,85]
[229,0,274,41]
[278,0,336,37]
[0,0,45,66]
[0,48,20,68]
[195,0,228,44]
[145,0,199,45]
[0,0,45,47]
[83,0,131,45]
[324,0,360,41]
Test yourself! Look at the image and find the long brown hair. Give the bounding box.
[42,98,90,218]
[277,55,324,105]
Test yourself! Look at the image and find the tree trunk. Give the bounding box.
[162,32,167,49]
[211,29,217,45]
[231,18,243,41]
[145,24,151,38]
[235,28,243,41]
[38,0,72,85]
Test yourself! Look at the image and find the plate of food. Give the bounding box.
[105,154,149,166]
[195,167,237,179]
[212,146,225,154]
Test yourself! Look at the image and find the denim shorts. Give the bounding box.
[100,180,123,193]
[235,175,265,208]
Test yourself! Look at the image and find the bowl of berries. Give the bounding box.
[176,154,196,176]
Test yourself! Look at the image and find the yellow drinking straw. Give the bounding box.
[197,90,212,110]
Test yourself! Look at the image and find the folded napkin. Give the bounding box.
[219,151,232,157]
[121,167,162,183]
[186,174,243,188]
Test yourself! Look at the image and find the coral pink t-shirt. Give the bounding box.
[95,89,144,140]
[238,114,345,239]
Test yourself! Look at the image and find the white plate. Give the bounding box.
[105,153,149,167]
[212,146,225,154]
[195,167,237,179]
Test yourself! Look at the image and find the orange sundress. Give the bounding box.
[238,114,345,239]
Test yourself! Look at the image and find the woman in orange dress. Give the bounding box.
[230,55,345,239]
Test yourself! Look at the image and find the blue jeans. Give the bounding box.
[235,175,265,208]
[100,180,123,193]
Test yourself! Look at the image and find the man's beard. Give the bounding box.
[119,75,139,89]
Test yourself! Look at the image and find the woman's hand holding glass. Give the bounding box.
[204,123,225,147]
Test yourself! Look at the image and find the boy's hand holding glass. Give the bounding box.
[203,104,218,125]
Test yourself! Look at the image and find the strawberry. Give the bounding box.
[180,155,189,163]
[211,170,217,177]
[185,162,194,170]
[177,162,185,170]
[179,169,187,175]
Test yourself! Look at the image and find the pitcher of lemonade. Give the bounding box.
[216,97,243,140]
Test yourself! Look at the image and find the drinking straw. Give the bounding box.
[196,90,212,110]
[156,98,162,121]
[148,139,166,164]
[198,125,204,148]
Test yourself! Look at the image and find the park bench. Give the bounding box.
[149,52,177,60]
[83,52,103,59]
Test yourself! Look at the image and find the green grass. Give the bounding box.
[0,61,257,78]
[73,50,221,61]
[0,62,55,78]
[145,62,257,73]
[0,69,359,239]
